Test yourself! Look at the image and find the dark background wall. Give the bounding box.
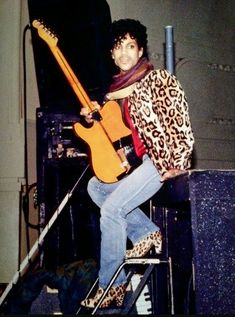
[28,0,113,109]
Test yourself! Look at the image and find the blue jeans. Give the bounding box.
[87,154,163,288]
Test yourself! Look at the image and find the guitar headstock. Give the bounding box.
[32,20,58,47]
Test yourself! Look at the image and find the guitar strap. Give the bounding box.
[105,83,136,101]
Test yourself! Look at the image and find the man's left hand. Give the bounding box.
[160,169,186,182]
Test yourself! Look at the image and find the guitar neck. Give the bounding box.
[50,45,94,111]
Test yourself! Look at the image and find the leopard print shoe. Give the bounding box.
[126,230,162,258]
[80,283,127,309]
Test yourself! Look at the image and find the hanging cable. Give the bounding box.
[22,22,43,256]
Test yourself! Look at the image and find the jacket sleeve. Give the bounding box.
[153,69,195,170]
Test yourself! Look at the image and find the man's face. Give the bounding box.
[111,33,143,73]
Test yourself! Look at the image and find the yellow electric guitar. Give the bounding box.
[32,20,135,183]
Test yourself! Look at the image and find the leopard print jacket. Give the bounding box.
[128,69,194,176]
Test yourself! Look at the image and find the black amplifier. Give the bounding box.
[36,108,88,162]
[36,108,100,269]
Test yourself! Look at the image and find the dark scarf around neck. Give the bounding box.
[109,57,154,92]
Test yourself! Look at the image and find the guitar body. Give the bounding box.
[74,100,131,183]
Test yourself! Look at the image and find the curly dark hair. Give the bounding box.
[109,19,149,59]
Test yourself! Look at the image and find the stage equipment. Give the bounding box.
[36,108,100,269]
[152,170,235,315]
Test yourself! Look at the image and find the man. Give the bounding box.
[80,18,194,309]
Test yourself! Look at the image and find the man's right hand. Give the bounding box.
[80,101,101,123]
